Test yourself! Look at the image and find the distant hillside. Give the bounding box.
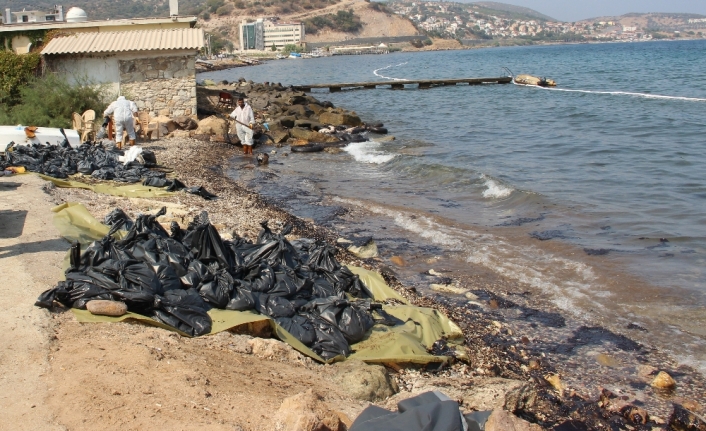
[576,12,706,32]
[472,2,557,22]
[2,0,206,20]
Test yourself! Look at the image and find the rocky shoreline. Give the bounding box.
[13,79,705,429]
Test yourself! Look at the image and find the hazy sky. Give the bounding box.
[470,0,706,22]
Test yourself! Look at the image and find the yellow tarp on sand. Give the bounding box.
[54,202,464,364]
[39,174,174,198]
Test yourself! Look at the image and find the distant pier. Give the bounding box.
[292,76,512,92]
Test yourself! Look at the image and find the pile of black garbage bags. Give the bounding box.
[36,209,393,360]
[1,140,217,199]
[2,139,157,182]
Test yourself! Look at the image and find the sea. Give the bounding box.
[199,40,706,381]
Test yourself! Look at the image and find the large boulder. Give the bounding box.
[274,389,345,431]
[290,127,340,143]
[308,103,326,115]
[319,111,362,127]
[279,116,296,128]
[668,404,706,431]
[331,360,398,402]
[288,104,313,118]
[172,115,198,130]
[195,115,228,137]
[484,410,543,431]
[267,130,290,144]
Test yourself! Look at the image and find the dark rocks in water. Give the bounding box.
[667,403,706,431]
[627,322,648,332]
[529,230,566,241]
[584,248,611,256]
[497,215,545,227]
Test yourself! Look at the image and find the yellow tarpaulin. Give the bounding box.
[39,174,174,198]
[57,202,463,364]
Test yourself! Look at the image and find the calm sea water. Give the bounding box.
[201,40,706,370]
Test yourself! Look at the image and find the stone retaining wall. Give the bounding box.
[119,55,197,118]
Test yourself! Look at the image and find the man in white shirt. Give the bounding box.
[103,95,138,148]
[230,97,255,155]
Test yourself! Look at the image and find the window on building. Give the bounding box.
[22,15,29,22]
[45,15,55,21]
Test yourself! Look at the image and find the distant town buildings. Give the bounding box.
[239,18,305,51]
[386,1,705,42]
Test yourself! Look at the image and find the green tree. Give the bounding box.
[271,43,277,51]
[0,51,41,105]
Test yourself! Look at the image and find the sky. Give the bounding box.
[466,0,706,22]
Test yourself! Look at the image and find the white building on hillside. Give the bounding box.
[239,18,304,51]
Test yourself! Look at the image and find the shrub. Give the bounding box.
[206,0,225,13]
[0,51,41,105]
[202,11,211,20]
[0,74,109,128]
[216,3,234,15]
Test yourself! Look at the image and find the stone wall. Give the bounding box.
[119,55,197,118]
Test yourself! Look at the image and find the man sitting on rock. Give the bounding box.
[230,96,255,155]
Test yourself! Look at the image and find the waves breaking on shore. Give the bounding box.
[343,141,396,164]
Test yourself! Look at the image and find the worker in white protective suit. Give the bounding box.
[103,96,138,148]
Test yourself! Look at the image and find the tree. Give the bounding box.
[271,43,277,51]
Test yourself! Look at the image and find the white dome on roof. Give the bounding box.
[66,7,88,22]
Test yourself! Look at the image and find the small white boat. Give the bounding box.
[275,53,286,60]
[0,125,81,153]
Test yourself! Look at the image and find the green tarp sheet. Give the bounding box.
[39,174,174,198]
[55,202,464,364]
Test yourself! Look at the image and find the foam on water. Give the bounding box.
[480,174,514,199]
[333,196,598,317]
[515,82,706,102]
[343,141,396,164]
[373,62,409,81]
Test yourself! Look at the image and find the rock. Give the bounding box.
[465,292,479,300]
[250,97,270,110]
[279,116,296,128]
[430,284,468,295]
[331,360,398,402]
[308,103,326,115]
[544,373,563,392]
[319,111,362,127]
[294,119,318,129]
[289,127,339,143]
[667,404,706,431]
[274,389,344,431]
[595,353,619,368]
[372,135,396,142]
[195,115,228,137]
[390,256,407,267]
[288,95,308,105]
[621,404,649,425]
[288,104,313,118]
[86,300,128,316]
[504,383,539,413]
[484,409,543,431]
[338,238,378,259]
[172,115,198,130]
[248,338,304,362]
[268,130,290,144]
[651,371,677,390]
[324,147,343,154]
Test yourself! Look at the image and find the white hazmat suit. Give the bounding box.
[104,96,138,142]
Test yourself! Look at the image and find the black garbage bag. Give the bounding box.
[198,269,234,308]
[244,263,276,292]
[322,266,373,299]
[81,228,134,268]
[306,242,340,272]
[227,236,260,268]
[255,293,296,318]
[141,149,157,167]
[91,168,115,180]
[270,264,312,297]
[166,178,187,192]
[143,176,169,187]
[275,315,316,346]
[66,271,115,309]
[153,288,212,336]
[98,259,162,311]
[35,282,71,309]
[186,186,217,200]
[243,223,301,269]
[311,277,337,298]
[155,264,182,292]
[256,220,277,243]
[188,217,230,268]
[104,208,134,231]
[180,259,211,289]
[226,280,257,311]
[305,313,351,360]
[301,297,374,344]
[170,221,184,241]
[77,160,95,174]
[155,236,190,276]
